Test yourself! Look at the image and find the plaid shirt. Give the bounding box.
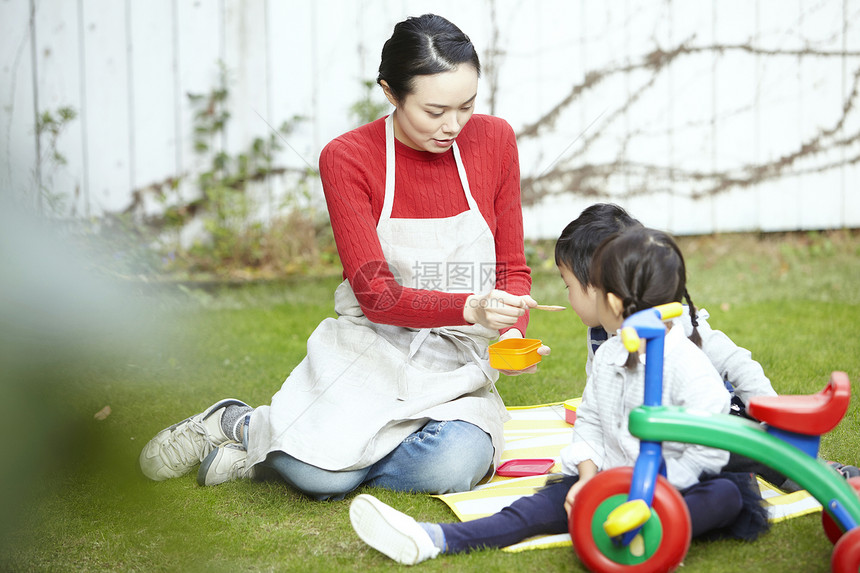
[561,322,730,490]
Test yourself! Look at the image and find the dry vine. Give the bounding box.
[518,35,860,206]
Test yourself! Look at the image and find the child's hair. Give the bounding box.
[591,227,702,367]
[554,203,642,289]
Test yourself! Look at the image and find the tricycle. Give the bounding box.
[569,302,860,572]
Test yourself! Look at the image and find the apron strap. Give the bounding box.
[450,142,480,212]
[398,328,433,399]
[438,328,498,384]
[398,327,497,400]
[407,328,433,362]
[381,114,397,221]
[382,113,477,220]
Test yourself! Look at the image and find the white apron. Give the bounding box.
[246,114,510,472]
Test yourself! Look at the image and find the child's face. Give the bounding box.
[558,265,601,327]
[596,289,625,333]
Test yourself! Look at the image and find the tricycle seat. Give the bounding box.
[747,371,850,435]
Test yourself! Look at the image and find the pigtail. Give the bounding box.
[624,352,640,369]
[684,289,703,347]
[623,297,642,369]
[623,297,639,321]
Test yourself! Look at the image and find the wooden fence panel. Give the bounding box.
[1,0,39,209]
[79,0,130,213]
[0,0,857,236]
[127,0,177,216]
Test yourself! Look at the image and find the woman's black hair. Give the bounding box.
[554,203,642,289]
[377,14,481,103]
[591,227,702,367]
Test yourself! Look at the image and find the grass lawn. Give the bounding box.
[2,230,859,572]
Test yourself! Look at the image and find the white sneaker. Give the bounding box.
[349,494,441,565]
[197,443,256,486]
[139,398,249,481]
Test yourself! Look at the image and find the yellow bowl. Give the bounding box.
[489,338,542,370]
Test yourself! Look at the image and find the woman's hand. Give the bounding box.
[463,290,536,331]
[495,329,551,376]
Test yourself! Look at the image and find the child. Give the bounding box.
[556,203,795,486]
[554,204,860,487]
[554,203,777,417]
[349,226,770,565]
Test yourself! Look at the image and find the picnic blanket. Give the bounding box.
[435,402,822,553]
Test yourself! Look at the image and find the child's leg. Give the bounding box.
[349,477,577,564]
[722,451,789,489]
[440,476,577,554]
[681,478,743,537]
[681,473,769,540]
[350,494,443,565]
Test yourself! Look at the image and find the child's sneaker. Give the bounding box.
[841,465,860,479]
[197,443,256,486]
[828,461,860,480]
[350,494,441,565]
[139,398,250,481]
[778,477,802,493]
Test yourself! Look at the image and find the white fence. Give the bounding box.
[1,0,858,239]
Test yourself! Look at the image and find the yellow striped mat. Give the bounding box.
[435,403,821,553]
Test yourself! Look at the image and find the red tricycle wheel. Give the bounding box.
[823,477,860,544]
[832,527,860,573]
[570,467,691,572]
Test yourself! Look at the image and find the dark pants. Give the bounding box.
[722,452,787,486]
[439,475,747,554]
[723,395,789,487]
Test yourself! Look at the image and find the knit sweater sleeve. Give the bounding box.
[319,120,473,328]
[320,116,531,332]
[484,117,532,336]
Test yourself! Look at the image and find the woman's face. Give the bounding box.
[385,65,478,153]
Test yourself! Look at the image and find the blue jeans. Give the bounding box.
[260,420,493,500]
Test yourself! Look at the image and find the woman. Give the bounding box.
[139,14,542,500]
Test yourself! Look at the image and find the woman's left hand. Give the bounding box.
[495,329,551,376]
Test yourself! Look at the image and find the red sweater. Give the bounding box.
[319,114,531,335]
